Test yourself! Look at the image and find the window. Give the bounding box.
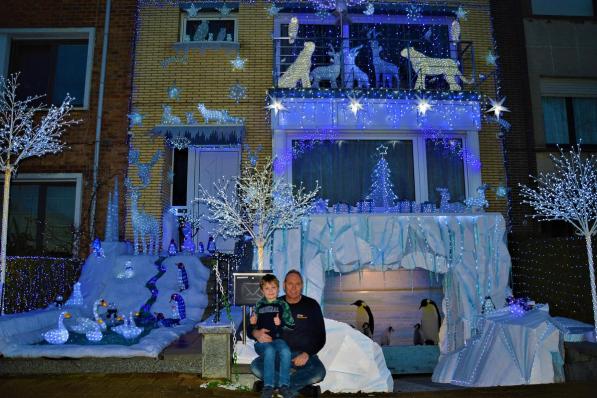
[181,15,238,42]
[531,0,594,17]
[9,40,88,107]
[0,28,94,108]
[542,96,597,145]
[289,135,469,206]
[0,174,82,256]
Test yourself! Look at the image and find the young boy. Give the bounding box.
[250,274,295,398]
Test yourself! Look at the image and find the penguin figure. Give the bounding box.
[413,323,424,345]
[170,293,186,320]
[419,299,441,345]
[362,322,373,338]
[177,262,189,292]
[352,300,374,337]
[155,312,180,328]
[381,326,394,346]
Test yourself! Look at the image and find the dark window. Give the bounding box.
[426,139,466,205]
[1,181,77,256]
[531,0,594,16]
[9,40,88,107]
[185,18,236,42]
[542,96,597,145]
[292,139,415,205]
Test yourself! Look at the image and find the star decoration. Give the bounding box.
[266,95,286,116]
[228,82,247,103]
[486,51,499,66]
[217,4,233,16]
[405,3,423,22]
[416,95,432,116]
[184,4,201,17]
[266,3,283,17]
[347,95,363,116]
[486,97,510,119]
[455,6,468,20]
[363,3,374,16]
[168,82,181,100]
[230,54,247,71]
[376,144,389,156]
[127,112,144,127]
[496,185,510,198]
[167,170,175,183]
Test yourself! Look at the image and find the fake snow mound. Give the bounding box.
[235,318,393,393]
[0,242,210,358]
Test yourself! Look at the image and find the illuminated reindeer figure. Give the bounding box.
[344,45,370,89]
[310,44,341,88]
[465,184,490,212]
[368,29,400,88]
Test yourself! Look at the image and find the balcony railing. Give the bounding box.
[273,36,477,92]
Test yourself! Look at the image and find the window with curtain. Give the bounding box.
[292,139,415,205]
[542,96,597,145]
[0,181,77,256]
[426,139,466,205]
[9,39,88,107]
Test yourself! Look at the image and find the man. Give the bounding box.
[251,270,326,397]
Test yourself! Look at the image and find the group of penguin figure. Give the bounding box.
[352,298,441,346]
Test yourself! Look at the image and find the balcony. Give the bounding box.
[272,36,478,93]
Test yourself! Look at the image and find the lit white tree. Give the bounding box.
[519,146,597,338]
[0,73,78,314]
[196,157,319,271]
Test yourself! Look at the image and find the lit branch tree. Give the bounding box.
[196,158,319,271]
[519,146,597,338]
[0,73,78,314]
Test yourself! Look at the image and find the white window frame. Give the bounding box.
[0,28,95,110]
[180,13,239,43]
[281,130,477,203]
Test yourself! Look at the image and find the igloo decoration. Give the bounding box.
[317,319,393,393]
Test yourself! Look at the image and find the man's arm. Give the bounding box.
[309,299,326,355]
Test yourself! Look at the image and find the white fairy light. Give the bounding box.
[519,146,597,339]
[486,97,509,119]
[416,95,432,116]
[347,95,363,116]
[266,95,287,116]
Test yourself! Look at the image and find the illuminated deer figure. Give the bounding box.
[125,178,159,256]
[370,40,400,88]
[310,44,341,88]
[344,45,370,89]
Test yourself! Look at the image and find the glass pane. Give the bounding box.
[44,184,76,255]
[426,139,466,204]
[292,139,415,205]
[6,184,40,255]
[53,43,87,106]
[9,42,53,103]
[532,0,593,16]
[541,97,569,144]
[573,98,597,145]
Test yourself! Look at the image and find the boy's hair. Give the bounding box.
[260,273,279,289]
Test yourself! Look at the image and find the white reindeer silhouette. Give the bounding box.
[344,45,369,89]
[371,40,400,88]
[310,44,341,88]
[125,178,159,256]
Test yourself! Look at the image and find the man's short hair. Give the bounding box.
[284,269,303,283]
[260,273,279,289]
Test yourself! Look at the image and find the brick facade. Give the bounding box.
[0,0,136,255]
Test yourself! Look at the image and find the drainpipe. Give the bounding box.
[89,0,111,242]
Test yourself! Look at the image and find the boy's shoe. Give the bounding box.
[261,386,274,398]
[278,385,297,398]
[253,380,264,392]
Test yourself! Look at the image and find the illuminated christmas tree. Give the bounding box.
[367,145,398,209]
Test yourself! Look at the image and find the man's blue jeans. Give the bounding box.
[251,348,326,393]
[254,340,292,388]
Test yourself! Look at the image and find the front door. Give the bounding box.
[187,146,241,253]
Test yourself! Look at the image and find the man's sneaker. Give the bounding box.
[278,385,297,398]
[261,386,274,398]
[253,380,264,392]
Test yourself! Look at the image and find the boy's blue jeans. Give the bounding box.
[251,348,326,393]
[254,339,291,388]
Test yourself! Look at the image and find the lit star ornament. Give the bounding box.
[266,3,283,17]
[266,96,286,116]
[184,4,201,17]
[347,95,363,116]
[416,95,432,116]
[128,112,144,127]
[363,3,374,15]
[487,97,510,119]
[486,51,499,66]
[496,184,509,198]
[217,4,233,16]
[228,82,247,103]
[455,6,468,20]
[230,54,247,71]
[376,144,389,156]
